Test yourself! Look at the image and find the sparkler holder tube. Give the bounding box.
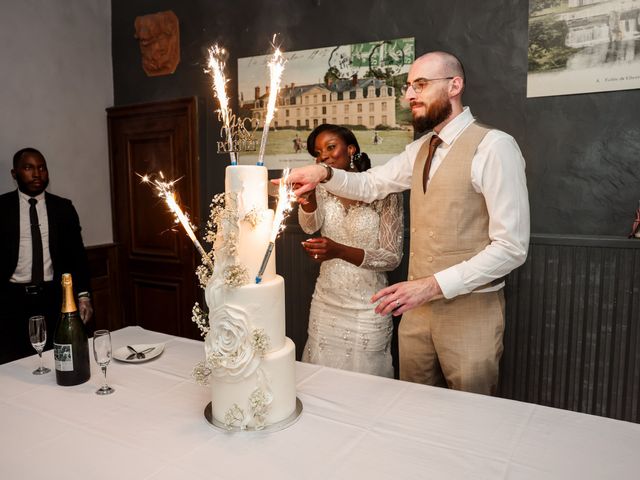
[256,126,269,167]
[193,241,214,271]
[255,242,275,284]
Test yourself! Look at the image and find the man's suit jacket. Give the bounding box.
[0,190,90,293]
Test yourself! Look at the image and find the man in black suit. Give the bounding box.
[0,148,93,364]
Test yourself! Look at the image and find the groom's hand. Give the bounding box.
[372,276,443,316]
[271,165,327,197]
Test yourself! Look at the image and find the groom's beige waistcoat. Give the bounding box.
[408,123,491,284]
[401,123,504,392]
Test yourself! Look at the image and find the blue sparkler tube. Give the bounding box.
[255,241,275,283]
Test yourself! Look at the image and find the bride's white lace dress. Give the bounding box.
[298,186,403,377]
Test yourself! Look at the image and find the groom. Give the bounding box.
[286,51,530,395]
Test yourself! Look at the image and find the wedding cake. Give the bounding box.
[203,165,296,430]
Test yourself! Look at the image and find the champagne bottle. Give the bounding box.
[53,273,90,386]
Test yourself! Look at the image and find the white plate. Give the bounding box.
[112,343,164,363]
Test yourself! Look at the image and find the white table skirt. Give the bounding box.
[1,326,639,480]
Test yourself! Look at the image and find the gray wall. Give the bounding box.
[0,0,113,246]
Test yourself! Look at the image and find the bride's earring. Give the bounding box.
[349,154,355,170]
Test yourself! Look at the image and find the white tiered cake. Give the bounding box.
[203,165,296,430]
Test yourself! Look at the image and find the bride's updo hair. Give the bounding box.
[306,124,372,172]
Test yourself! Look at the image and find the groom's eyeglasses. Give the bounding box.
[401,77,454,95]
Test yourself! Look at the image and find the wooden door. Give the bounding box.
[107,98,200,339]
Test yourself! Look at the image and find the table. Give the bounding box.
[1,326,639,479]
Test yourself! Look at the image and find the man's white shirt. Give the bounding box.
[11,190,54,283]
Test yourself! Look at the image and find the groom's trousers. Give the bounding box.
[398,289,505,395]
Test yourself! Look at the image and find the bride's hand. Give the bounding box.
[297,188,317,210]
[301,237,339,262]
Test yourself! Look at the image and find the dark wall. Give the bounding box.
[112,0,640,237]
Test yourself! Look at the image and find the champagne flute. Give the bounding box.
[28,315,51,375]
[93,329,115,395]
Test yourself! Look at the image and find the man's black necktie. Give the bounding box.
[29,198,44,285]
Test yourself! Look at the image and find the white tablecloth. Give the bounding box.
[1,326,639,480]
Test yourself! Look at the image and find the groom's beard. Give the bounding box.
[411,93,452,133]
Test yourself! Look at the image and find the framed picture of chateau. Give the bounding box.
[238,37,415,169]
[527,0,640,98]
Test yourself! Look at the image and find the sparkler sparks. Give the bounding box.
[255,169,296,283]
[257,39,287,167]
[269,168,296,242]
[139,172,213,270]
[206,44,237,165]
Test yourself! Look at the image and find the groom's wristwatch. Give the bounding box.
[319,163,333,183]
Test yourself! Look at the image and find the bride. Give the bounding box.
[298,124,403,377]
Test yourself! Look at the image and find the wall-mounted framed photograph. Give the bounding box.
[238,37,415,169]
[527,0,640,98]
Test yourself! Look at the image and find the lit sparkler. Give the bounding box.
[255,168,296,283]
[206,45,237,165]
[139,172,213,270]
[256,39,286,167]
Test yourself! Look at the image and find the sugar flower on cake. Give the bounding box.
[223,404,245,430]
[251,328,270,355]
[248,387,272,430]
[191,302,209,336]
[205,304,260,380]
[242,208,260,228]
[223,263,249,287]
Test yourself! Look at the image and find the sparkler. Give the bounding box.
[256,39,286,167]
[255,169,296,283]
[206,44,237,165]
[139,172,213,270]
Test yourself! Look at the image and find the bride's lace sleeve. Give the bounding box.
[297,187,325,234]
[361,193,404,271]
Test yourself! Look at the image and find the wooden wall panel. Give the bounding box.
[86,244,122,333]
[132,278,182,336]
[500,236,640,423]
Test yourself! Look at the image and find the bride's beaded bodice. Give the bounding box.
[298,186,404,377]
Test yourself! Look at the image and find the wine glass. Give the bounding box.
[28,315,51,375]
[93,329,115,395]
